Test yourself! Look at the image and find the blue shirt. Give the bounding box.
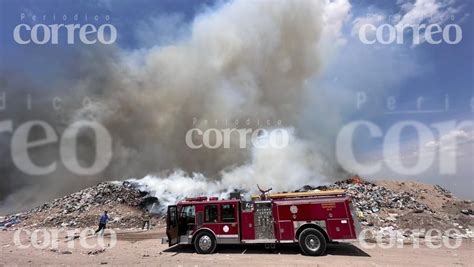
[100,214,109,224]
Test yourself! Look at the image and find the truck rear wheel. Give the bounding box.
[298,228,326,256]
[193,231,217,254]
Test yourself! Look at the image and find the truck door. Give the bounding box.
[220,203,239,238]
[166,205,179,246]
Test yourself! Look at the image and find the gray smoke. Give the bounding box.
[0,0,351,213]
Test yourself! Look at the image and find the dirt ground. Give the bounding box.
[0,227,472,266]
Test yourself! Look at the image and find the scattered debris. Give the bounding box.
[88,248,106,255]
[435,185,452,198]
[0,216,21,229]
[460,209,473,215]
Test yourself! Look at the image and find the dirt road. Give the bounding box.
[0,227,472,266]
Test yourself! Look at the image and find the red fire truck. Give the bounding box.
[162,189,361,256]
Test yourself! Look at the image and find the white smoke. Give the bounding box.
[127,171,224,210]
[220,128,329,191]
[127,128,331,209]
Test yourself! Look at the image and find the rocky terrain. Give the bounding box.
[1,177,473,241]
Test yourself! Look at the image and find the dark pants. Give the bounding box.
[142,220,150,230]
[95,223,106,234]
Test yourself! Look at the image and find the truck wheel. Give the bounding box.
[298,228,326,256]
[193,231,217,254]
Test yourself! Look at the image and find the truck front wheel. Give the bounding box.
[193,231,217,254]
[298,228,326,256]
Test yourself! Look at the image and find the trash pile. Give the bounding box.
[2,182,160,229]
[306,176,474,240]
[334,179,431,214]
[0,216,21,230]
[31,182,144,214]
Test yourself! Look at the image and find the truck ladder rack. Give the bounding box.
[252,189,346,200]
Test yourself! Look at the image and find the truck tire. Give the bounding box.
[298,228,326,256]
[193,231,217,254]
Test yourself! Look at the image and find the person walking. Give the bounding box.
[95,211,109,235]
[142,209,151,230]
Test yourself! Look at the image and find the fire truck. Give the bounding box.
[162,188,361,256]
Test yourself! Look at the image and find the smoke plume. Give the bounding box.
[0,0,351,213]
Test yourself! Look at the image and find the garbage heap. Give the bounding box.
[335,179,431,215]
[306,177,473,240]
[1,182,159,229]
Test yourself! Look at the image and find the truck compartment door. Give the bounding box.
[326,218,352,240]
[277,221,294,241]
[166,205,179,246]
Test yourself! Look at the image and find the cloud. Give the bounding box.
[395,0,462,28]
[321,0,352,47]
[368,125,473,165]
[425,129,474,156]
[358,122,474,198]
[351,13,386,37]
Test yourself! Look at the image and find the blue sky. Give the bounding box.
[1,0,471,114]
[0,0,472,198]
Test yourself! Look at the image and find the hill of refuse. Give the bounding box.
[306,178,473,240]
[1,182,159,230]
[1,177,473,240]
